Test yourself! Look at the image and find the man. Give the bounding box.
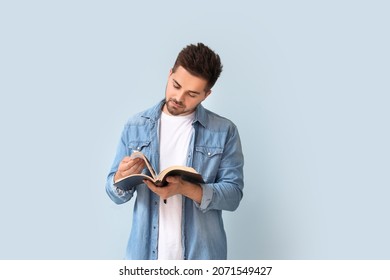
[105,43,244,260]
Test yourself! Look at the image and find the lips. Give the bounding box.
[170,99,183,108]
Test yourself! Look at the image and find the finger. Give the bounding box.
[128,159,145,174]
[121,158,140,170]
[121,156,132,163]
[166,176,180,184]
[118,157,133,171]
[134,159,146,171]
[125,158,140,167]
[144,180,170,200]
[143,179,157,192]
[117,159,140,177]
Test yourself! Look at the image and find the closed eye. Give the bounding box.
[188,92,198,98]
[173,80,181,89]
[172,78,201,97]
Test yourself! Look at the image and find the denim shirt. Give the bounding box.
[105,100,244,260]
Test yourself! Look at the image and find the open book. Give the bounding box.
[114,151,205,191]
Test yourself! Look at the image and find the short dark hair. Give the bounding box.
[172,43,223,91]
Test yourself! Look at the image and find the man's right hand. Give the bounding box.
[114,156,145,183]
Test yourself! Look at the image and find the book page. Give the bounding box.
[130,151,157,179]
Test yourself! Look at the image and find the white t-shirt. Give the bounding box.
[157,111,195,260]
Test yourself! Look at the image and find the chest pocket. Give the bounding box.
[128,141,151,155]
[194,146,224,183]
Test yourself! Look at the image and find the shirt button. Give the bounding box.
[207,152,211,156]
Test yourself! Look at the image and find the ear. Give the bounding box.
[204,90,212,100]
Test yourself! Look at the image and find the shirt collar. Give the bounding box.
[141,99,208,128]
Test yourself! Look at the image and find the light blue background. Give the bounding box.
[1,0,389,259]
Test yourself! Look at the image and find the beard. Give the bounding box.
[165,98,187,116]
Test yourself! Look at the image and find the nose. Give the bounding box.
[175,91,186,102]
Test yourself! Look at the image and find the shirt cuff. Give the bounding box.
[198,183,213,211]
[110,173,126,197]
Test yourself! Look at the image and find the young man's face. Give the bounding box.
[163,66,211,116]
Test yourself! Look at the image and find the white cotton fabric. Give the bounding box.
[157,111,195,260]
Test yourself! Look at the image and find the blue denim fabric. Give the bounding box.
[105,100,244,259]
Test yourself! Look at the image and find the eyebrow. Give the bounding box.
[172,78,202,95]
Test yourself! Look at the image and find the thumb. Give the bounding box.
[166,176,179,183]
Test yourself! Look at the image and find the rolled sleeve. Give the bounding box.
[196,183,214,211]
[105,173,134,204]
